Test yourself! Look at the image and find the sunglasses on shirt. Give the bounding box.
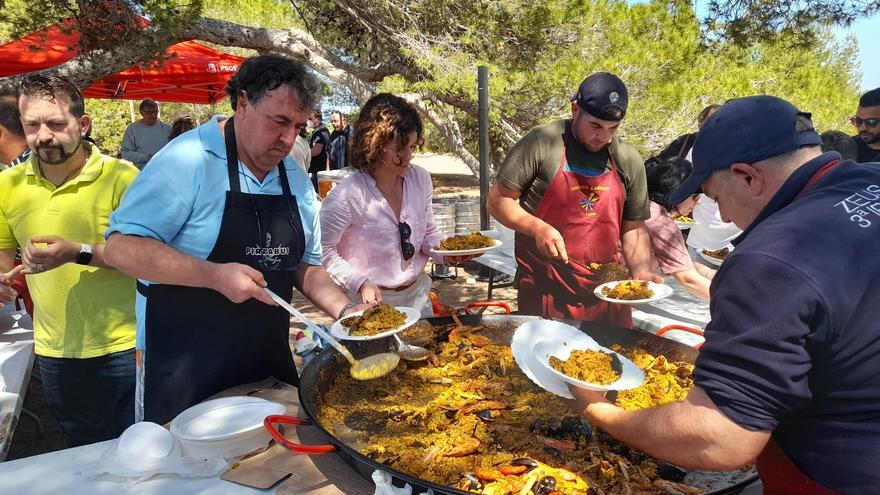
[399,221,415,261]
[851,116,880,128]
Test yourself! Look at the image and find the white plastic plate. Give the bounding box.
[330,306,421,341]
[593,280,673,305]
[170,396,285,442]
[532,339,644,392]
[511,319,601,399]
[430,238,502,256]
[674,219,698,230]
[699,249,728,267]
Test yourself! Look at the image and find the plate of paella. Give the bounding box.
[430,232,502,256]
[533,339,645,392]
[330,304,421,341]
[593,280,673,305]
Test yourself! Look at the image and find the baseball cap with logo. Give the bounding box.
[571,72,629,121]
[669,95,822,205]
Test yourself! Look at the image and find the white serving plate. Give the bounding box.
[699,248,730,267]
[511,319,601,399]
[430,238,502,256]
[330,306,421,341]
[532,339,644,393]
[170,396,286,458]
[593,280,673,305]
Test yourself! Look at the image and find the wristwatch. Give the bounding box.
[75,243,93,265]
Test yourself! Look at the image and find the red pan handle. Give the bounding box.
[656,325,705,350]
[465,301,511,315]
[263,415,336,454]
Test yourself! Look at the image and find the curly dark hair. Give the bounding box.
[18,73,85,118]
[350,93,424,175]
[645,156,693,209]
[226,54,320,112]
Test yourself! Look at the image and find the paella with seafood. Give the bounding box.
[341,304,407,336]
[439,232,496,251]
[549,349,621,385]
[318,319,702,494]
[600,280,655,301]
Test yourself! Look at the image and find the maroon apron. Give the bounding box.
[756,159,842,494]
[516,146,632,327]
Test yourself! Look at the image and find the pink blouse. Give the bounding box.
[320,166,445,294]
[644,202,695,275]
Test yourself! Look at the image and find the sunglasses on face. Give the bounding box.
[399,221,415,261]
[851,116,880,128]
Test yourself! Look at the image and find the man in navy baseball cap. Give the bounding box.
[487,70,659,326]
[571,72,629,121]
[567,93,880,492]
[669,95,821,210]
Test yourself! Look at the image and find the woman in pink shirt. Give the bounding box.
[320,94,467,316]
[644,156,714,300]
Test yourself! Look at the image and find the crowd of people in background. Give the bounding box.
[0,53,879,491]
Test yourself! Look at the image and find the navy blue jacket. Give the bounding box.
[695,153,880,492]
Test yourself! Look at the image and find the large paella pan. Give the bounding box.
[297,314,756,494]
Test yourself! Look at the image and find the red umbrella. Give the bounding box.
[0,21,243,104]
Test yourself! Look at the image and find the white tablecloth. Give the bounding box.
[0,304,35,461]
[0,440,265,495]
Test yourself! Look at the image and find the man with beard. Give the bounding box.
[328,111,351,170]
[0,74,139,446]
[852,87,880,163]
[487,72,658,326]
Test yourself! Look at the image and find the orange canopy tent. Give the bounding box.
[0,21,243,104]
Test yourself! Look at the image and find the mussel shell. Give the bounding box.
[476,409,494,422]
[532,475,557,495]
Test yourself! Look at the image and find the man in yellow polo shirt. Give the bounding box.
[0,74,138,447]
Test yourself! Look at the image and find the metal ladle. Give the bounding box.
[392,334,430,361]
[263,288,399,380]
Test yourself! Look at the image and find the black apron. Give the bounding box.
[140,117,306,425]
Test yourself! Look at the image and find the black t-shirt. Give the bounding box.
[308,126,330,173]
[328,126,351,170]
[854,136,880,163]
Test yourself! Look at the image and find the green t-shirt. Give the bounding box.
[496,119,649,221]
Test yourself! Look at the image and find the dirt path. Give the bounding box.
[7,154,517,460]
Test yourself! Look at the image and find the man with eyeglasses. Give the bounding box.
[120,99,171,170]
[852,87,880,163]
[104,55,368,426]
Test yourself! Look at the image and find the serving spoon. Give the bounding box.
[392,334,430,361]
[263,288,400,380]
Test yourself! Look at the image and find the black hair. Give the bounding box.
[697,104,721,126]
[0,86,24,138]
[820,130,857,161]
[311,109,323,120]
[18,73,85,118]
[645,156,693,209]
[226,54,319,112]
[139,99,158,112]
[859,88,880,108]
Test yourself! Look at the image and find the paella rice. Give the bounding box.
[341,304,406,336]
[588,262,630,283]
[318,322,699,494]
[601,280,654,300]
[549,349,620,385]
[439,232,495,251]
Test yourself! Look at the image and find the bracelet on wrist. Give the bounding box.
[337,302,357,320]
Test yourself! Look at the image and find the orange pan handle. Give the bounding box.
[465,301,511,315]
[263,414,336,454]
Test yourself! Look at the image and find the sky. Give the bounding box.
[656,0,879,91]
[837,15,879,91]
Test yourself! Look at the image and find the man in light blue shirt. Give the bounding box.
[104,55,368,424]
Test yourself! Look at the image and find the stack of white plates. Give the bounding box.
[170,396,286,458]
[511,320,643,399]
